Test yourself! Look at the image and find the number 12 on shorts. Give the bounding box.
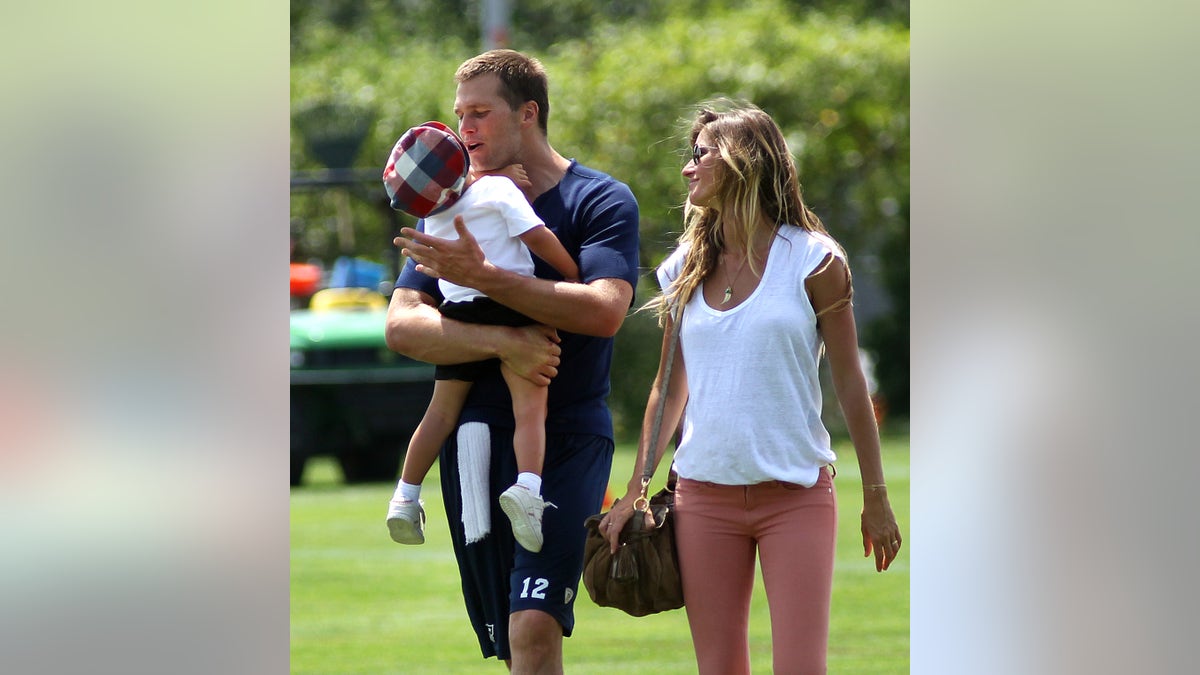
[519,577,548,599]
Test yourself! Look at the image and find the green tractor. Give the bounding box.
[290,103,429,485]
[290,288,434,486]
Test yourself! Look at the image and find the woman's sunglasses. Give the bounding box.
[691,144,718,165]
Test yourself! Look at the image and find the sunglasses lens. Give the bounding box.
[692,145,702,164]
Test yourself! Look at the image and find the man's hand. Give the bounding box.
[393,216,633,339]
[499,324,563,386]
[394,216,492,289]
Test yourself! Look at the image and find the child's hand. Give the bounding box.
[473,163,533,200]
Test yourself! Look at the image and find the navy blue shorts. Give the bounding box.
[438,426,613,660]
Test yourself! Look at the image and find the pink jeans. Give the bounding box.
[674,470,837,675]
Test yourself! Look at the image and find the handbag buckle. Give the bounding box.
[633,476,651,511]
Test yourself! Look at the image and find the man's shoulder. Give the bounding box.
[564,160,610,181]
[552,161,638,224]
[562,160,633,196]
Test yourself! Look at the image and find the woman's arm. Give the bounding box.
[599,314,689,552]
[810,255,903,572]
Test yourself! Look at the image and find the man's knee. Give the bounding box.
[508,610,562,666]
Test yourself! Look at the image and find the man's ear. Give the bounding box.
[520,101,538,127]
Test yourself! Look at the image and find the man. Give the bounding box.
[386,49,640,673]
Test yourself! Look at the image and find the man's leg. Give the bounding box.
[438,425,516,660]
[506,433,613,672]
[508,610,563,675]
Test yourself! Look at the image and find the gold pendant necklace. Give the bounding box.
[722,255,748,305]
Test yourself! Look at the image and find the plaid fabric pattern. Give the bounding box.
[383,121,470,218]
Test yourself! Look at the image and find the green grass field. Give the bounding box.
[291,435,909,674]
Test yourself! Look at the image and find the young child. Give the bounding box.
[381,121,578,552]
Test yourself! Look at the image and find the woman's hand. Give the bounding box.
[597,493,654,554]
[861,489,902,572]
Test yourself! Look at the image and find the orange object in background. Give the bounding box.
[601,487,616,511]
[291,263,322,297]
[871,394,888,427]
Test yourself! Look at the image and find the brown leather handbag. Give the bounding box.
[581,305,684,617]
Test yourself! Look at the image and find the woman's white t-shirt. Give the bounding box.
[656,225,843,487]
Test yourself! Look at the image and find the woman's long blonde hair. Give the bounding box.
[655,100,837,322]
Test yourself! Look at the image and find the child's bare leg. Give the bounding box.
[388,379,470,545]
[500,364,546,479]
[498,364,549,552]
[400,379,471,485]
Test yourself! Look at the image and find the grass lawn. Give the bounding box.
[291,434,909,673]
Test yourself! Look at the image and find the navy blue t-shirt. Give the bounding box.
[394,160,640,441]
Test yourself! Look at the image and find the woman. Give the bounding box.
[600,101,902,674]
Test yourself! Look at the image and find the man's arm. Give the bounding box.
[384,286,563,386]
[395,216,633,337]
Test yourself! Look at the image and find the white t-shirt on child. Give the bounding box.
[424,174,544,305]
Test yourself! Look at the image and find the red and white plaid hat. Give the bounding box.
[382,120,470,218]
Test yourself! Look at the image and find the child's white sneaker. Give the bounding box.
[499,484,544,552]
[387,498,425,545]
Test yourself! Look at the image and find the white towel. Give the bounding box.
[457,422,492,544]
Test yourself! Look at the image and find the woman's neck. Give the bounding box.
[720,217,776,261]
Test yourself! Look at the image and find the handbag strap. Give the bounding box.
[635,302,683,508]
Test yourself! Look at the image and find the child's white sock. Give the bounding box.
[393,480,421,503]
[516,472,542,496]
